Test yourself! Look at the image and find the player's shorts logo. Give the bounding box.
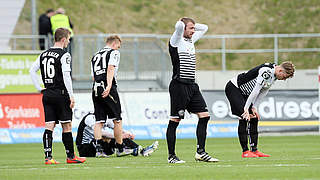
[178,110,185,118]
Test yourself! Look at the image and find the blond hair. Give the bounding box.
[280,61,295,78]
[106,35,121,44]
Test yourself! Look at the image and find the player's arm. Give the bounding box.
[192,23,208,43]
[102,50,119,98]
[90,62,94,81]
[251,88,269,120]
[29,56,43,92]
[242,67,272,120]
[61,53,75,108]
[169,20,185,47]
[101,65,114,98]
[242,83,263,120]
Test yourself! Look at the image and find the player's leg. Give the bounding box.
[42,95,59,164]
[121,138,140,156]
[167,80,187,163]
[248,117,258,152]
[59,96,86,163]
[94,122,109,157]
[166,118,181,161]
[189,84,218,162]
[225,81,257,158]
[93,93,109,158]
[249,117,270,157]
[107,88,129,157]
[77,143,96,157]
[61,122,86,163]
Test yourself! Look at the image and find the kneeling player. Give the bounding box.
[76,113,158,157]
[225,61,295,158]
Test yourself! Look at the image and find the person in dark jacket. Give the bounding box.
[38,9,55,50]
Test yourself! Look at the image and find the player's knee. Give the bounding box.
[170,118,181,122]
[45,122,55,131]
[113,119,121,124]
[61,122,72,132]
[197,111,210,118]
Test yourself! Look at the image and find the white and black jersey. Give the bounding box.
[40,48,71,91]
[91,46,120,86]
[29,47,74,123]
[76,113,114,146]
[229,63,277,111]
[169,21,208,84]
[30,47,73,97]
[231,63,276,96]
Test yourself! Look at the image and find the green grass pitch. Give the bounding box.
[0,135,319,180]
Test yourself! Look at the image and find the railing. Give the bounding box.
[2,33,320,87]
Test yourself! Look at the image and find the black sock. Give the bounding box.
[249,118,259,152]
[43,129,53,159]
[196,116,210,153]
[166,120,179,156]
[123,138,138,149]
[116,142,124,152]
[238,119,249,152]
[62,132,75,159]
[96,139,104,153]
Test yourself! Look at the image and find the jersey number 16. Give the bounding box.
[42,58,55,78]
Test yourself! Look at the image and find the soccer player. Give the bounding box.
[225,61,295,158]
[91,35,126,158]
[166,17,219,163]
[29,27,86,164]
[76,113,159,157]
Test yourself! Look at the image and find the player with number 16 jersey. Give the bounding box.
[30,27,85,164]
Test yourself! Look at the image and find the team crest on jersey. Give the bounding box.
[261,70,271,79]
[66,55,71,64]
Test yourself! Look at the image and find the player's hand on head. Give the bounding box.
[70,96,75,109]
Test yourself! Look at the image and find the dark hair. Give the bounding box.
[181,17,195,26]
[46,9,54,14]
[54,28,70,42]
[106,35,121,44]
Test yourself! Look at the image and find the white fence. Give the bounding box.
[2,33,320,89]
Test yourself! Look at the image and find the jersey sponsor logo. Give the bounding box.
[261,71,271,79]
[44,79,53,83]
[66,55,71,64]
[95,69,106,75]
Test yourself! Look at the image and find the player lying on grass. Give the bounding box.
[225,61,295,158]
[76,113,158,157]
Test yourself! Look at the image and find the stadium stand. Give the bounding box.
[0,0,25,52]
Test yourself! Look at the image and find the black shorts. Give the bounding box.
[42,89,72,124]
[225,81,253,118]
[92,86,122,123]
[169,79,208,119]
